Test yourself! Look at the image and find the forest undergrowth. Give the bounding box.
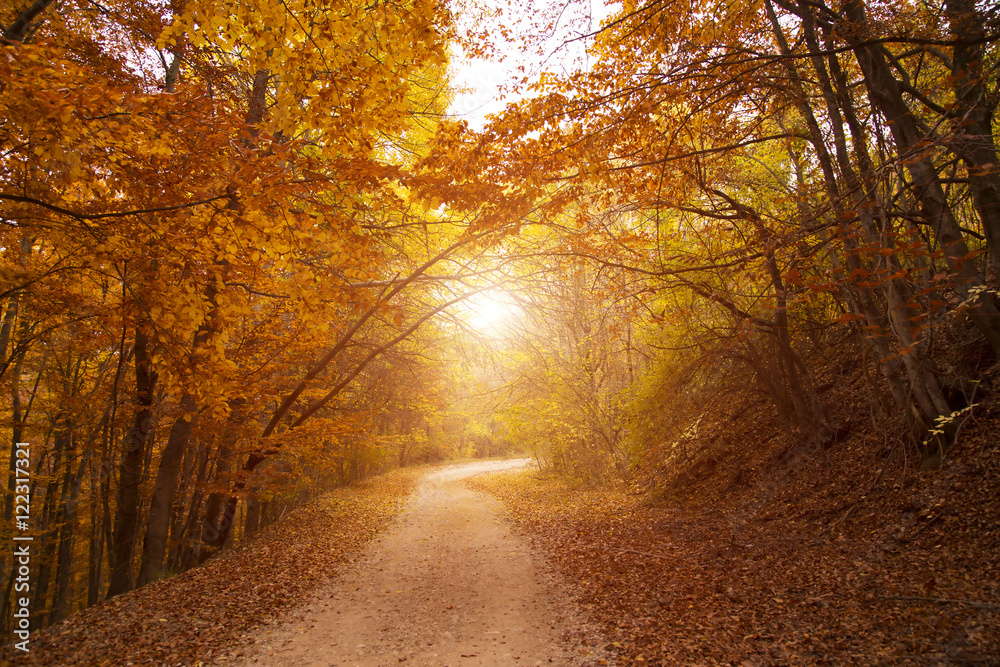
[470,334,1000,666]
[0,469,420,667]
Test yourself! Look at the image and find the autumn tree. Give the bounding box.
[1,0,532,626]
[425,0,999,458]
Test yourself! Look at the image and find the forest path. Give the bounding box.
[236,460,608,667]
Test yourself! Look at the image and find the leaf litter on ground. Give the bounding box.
[0,468,420,667]
[468,426,1000,666]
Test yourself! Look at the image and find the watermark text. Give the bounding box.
[12,442,31,652]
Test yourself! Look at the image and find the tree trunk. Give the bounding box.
[31,429,66,625]
[87,440,105,607]
[106,329,157,599]
[2,0,56,43]
[167,437,197,559]
[170,440,211,571]
[137,394,195,587]
[799,7,951,431]
[51,448,88,623]
[0,292,18,373]
[244,494,261,538]
[87,329,128,606]
[198,437,237,558]
[842,0,1000,354]
[946,0,1000,272]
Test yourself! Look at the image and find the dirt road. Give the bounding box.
[237,460,609,666]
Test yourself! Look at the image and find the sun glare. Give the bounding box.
[477,300,504,324]
[467,293,518,332]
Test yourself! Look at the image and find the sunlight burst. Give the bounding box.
[467,292,518,332]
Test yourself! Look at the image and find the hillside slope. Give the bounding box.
[471,339,1000,665]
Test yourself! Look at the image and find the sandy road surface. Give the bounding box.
[237,460,609,666]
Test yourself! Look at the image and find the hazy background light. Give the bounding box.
[449,0,622,131]
[464,290,523,334]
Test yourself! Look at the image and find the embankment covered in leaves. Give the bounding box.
[0,469,419,667]
[471,407,1000,664]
